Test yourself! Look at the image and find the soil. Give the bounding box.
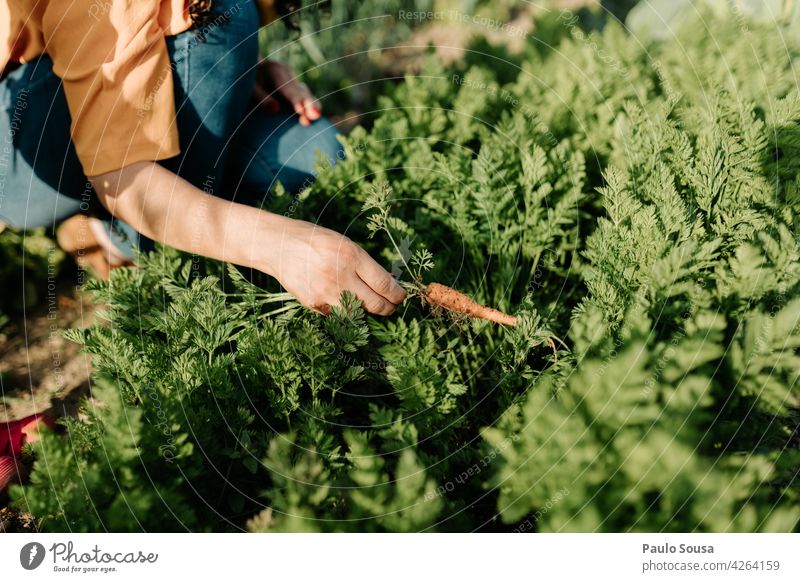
[0,506,39,532]
[0,268,96,532]
[0,276,96,425]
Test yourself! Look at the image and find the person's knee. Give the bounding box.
[311,117,346,168]
[278,117,344,193]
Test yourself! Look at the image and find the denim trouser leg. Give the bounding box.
[161,0,259,195]
[0,56,146,259]
[226,111,344,205]
[0,0,343,259]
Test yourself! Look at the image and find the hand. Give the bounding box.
[266,218,406,316]
[254,60,321,126]
[90,164,402,316]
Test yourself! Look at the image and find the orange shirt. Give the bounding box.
[1,1,277,175]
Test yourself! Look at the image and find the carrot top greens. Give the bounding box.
[11,8,800,532]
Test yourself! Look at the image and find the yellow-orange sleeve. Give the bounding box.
[42,1,180,176]
[255,0,278,26]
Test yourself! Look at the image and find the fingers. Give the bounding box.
[309,303,331,316]
[355,254,406,305]
[343,276,397,316]
[259,61,322,124]
[292,96,321,126]
[302,98,322,122]
[281,222,401,318]
[282,79,320,125]
[292,101,310,126]
[305,275,397,315]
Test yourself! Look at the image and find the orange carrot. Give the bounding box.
[423,282,518,326]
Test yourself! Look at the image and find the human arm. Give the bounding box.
[90,162,406,315]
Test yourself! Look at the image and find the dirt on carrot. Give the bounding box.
[422,282,518,326]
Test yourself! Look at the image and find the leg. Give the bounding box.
[161,0,260,194]
[0,56,96,230]
[226,109,345,205]
[0,0,260,263]
[0,55,141,263]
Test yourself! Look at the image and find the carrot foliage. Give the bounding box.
[12,9,800,532]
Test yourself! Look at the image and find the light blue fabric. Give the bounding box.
[0,0,343,259]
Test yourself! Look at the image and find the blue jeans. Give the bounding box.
[0,0,342,259]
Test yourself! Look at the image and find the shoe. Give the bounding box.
[56,215,133,280]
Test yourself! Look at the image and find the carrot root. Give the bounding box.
[423,282,518,326]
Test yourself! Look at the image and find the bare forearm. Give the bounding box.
[90,161,281,274]
[89,161,405,315]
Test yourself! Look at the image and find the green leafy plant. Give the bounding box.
[0,227,64,316]
[11,8,800,532]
